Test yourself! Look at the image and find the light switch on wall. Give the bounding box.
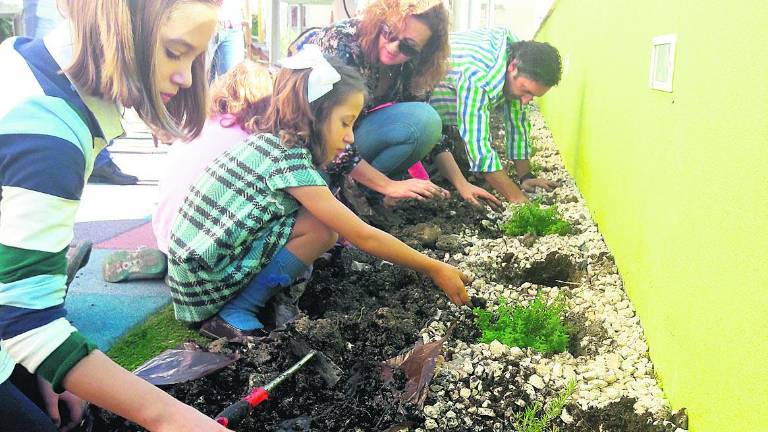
[649,34,677,92]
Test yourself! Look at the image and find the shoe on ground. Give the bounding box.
[102,248,167,283]
[199,315,269,340]
[88,160,139,185]
[65,240,93,288]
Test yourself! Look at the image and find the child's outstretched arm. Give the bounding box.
[63,351,231,432]
[288,186,470,305]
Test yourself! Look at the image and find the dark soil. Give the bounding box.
[386,198,502,241]
[559,397,681,432]
[94,245,448,431]
[565,311,610,358]
[519,251,581,286]
[91,203,679,431]
[92,121,679,431]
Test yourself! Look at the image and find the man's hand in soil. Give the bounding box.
[456,182,502,211]
[37,376,86,432]
[385,178,450,201]
[432,152,504,211]
[429,262,470,305]
[483,170,528,204]
[521,177,558,192]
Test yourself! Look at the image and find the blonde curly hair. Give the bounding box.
[358,0,450,94]
[209,60,273,133]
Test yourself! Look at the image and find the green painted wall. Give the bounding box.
[535,1,768,431]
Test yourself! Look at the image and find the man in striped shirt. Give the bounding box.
[429,27,562,206]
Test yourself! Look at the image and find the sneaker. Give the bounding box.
[89,160,139,185]
[65,241,93,288]
[102,248,167,283]
[199,315,268,340]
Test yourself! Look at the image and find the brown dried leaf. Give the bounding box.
[383,337,446,407]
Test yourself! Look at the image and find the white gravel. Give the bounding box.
[411,107,682,431]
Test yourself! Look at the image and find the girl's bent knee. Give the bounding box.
[299,213,337,250]
[318,227,339,250]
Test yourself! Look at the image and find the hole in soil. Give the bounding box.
[487,251,581,289]
[565,312,608,358]
[557,397,681,432]
[520,251,579,286]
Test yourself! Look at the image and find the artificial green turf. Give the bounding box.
[106,304,208,371]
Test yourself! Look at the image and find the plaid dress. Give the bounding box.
[166,133,326,322]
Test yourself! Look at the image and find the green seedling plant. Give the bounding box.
[503,199,571,237]
[529,159,543,176]
[473,294,569,354]
[513,379,577,432]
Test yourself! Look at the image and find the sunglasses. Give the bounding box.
[380,24,422,59]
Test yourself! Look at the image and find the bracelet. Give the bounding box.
[519,172,536,183]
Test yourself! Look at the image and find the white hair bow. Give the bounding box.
[279,44,341,103]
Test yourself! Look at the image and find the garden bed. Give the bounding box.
[95,108,687,431]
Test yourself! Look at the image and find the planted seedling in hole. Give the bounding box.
[503,199,571,237]
[513,379,577,432]
[473,293,569,354]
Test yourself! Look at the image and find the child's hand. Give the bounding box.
[521,177,558,192]
[429,262,470,305]
[456,183,502,211]
[37,376,86,432]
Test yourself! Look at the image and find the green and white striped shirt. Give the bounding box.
[430,27,531,172]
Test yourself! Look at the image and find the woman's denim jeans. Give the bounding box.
[354,102,442,178]
[208,27,246,81]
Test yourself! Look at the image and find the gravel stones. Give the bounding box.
[416,107,682,431]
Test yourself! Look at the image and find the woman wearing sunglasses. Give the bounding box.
[290,0,451,215]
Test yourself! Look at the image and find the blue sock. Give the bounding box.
[219,248,308,331]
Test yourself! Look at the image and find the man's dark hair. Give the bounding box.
[508,41,562,87]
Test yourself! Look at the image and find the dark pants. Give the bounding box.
[0,367,57,432]
[94,146,113,169]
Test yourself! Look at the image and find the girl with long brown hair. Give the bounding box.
[166,47,469,341]
[0,1,231,430]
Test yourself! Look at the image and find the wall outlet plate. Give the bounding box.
[649,34,677,92]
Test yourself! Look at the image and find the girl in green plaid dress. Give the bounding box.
[167,47,469,339]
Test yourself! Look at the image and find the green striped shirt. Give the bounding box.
[430,27,531,172]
